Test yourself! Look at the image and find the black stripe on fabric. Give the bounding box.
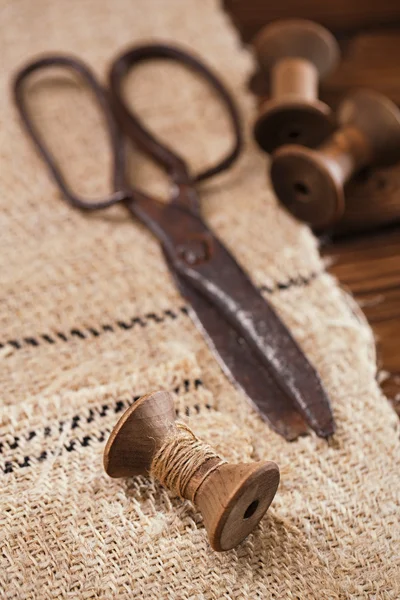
[1,307,187,353]
[259,271,320,293]
[0,271,321,353]
[0,379,207,475]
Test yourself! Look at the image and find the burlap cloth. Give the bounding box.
[1,1,399,598]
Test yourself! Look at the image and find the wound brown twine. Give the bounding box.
[150,422,226,501]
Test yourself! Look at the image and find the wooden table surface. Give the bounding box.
[224,0,400,416]
[322,229,400,415]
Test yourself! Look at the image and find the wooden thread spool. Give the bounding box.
[253,19,339,153]
[104,390,280,551]
[270,89,400,230]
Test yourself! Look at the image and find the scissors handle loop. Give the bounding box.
[109,44,243,187]
[13,55,130,211]
[13,46,242,213]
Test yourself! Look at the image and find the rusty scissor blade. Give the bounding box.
[166,256,309,441]
[163,226,336,439]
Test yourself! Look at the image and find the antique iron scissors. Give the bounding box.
[13,44,335,440]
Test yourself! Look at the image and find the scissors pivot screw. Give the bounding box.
[104,390,280,551]
[270,89,400,229]
[177,238,211,265]
[253,19,339,153]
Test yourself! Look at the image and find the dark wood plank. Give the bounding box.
[223,0,400,42]
[324,229,400,294]
[358,287,400,323]
[322,230,400,416]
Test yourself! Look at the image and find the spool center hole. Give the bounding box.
[288,130,300,140]
[294,181,310,199]
[243,499,259,519]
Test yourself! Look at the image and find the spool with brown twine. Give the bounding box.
[150,422,227,501]
[104,391,280,551]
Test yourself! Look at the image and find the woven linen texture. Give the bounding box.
[0,0,399,598]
